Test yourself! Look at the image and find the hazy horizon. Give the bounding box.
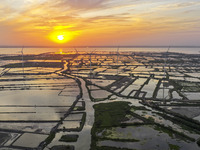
[1,45,200,48]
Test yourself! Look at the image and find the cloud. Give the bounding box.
[157,1,200,10]
[0,0,200,46]
[58,0,106,10]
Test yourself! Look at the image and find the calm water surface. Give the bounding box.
[0,47,200,55]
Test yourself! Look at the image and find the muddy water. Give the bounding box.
[74,78,94,150]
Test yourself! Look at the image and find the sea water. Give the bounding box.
[0,46,200,55]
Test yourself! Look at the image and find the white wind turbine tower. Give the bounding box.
[21,46,24,75]
[85,49,96,81]
[163,46,170,104]
[117,46,119,75]
[85,49,96,90]
[21,46,26,87]
[74,48,79,78]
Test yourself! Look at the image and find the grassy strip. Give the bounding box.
[59,134,79,142]
[43,132,55,147]
[79,112,86,131]
[169,144,180,150]
[154,123,195,142]
[73,106,85,111]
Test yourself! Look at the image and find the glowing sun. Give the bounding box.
[57,35,64,41]
[49,30,80,44]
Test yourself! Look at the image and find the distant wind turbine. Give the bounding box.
[86,49,96,81]
[21,46,24,74]
[74,47,79,78]
[163,46,170,104]
[117,46,119,75]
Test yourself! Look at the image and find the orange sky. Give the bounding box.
[0,0,200,46]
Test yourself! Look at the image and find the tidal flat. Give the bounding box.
[0,50,200,149]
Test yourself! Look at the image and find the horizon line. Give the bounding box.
[0,45,200,48]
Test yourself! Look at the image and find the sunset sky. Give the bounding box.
[0,0,200,46]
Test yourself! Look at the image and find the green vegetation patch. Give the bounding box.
[59,134,79,142]
[93,101,131,128]
[91,101,133,150]
[97,127,140,142]
[73,106,85,111]
[154,125,174,138]
[169,143,180,150]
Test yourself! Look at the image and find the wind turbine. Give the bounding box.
[86,49,96,81]
[74,47,79,78]
[163,46,170,104]
[21,46,24,75]
[117,46,119,75]
[21,46,26,85]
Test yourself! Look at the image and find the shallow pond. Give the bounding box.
[13,133,48,148]
[90,79,115,87]
[0,122,57,133]
[142,79,158,98]
[91,90,112,99]
[183,92,200,100]
[97,125,199,150]
[65,113,83,121]
[58,121,81,129]
[0,112,65,121]
[0,90,76,106]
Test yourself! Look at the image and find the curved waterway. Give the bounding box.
[74,78,94,150]
[44,74,95,150]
